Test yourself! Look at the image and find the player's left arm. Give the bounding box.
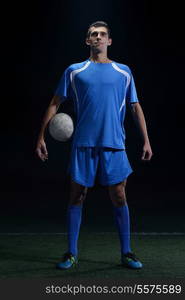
[130,102,153,161]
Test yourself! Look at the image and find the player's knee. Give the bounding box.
[109,186,127,207]
[69,188,87,205]
[112,195,127,207]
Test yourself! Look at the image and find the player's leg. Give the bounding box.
[108,180,131,255]
[108,180,142,269]
[108,179,131,254]
[67,179,88,256]
[98,148,142,269]
[56,179,88,269]
[56,147,98,269]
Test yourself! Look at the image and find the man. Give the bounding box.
[36,21,153,270]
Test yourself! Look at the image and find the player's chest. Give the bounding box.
[73,68,126,88]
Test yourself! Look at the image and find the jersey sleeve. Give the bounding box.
[54,67,73,103]
[126,71,139,104]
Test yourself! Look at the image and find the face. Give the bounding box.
[86,26,112,52]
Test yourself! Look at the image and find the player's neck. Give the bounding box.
[89,52,112,63]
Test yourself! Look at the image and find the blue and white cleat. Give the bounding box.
[56,252,78,270]
[121,252,143,269]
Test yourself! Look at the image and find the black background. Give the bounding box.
[1,0,185,231]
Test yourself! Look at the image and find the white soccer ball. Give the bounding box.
[49,113,74,141]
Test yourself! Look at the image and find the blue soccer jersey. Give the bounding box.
[54,59,139,149]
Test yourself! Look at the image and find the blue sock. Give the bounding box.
[67,204,82,257]
[113,204,131,254]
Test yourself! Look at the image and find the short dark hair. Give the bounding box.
[86,21,111,38]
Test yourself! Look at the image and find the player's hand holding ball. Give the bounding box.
[35,113,74,162]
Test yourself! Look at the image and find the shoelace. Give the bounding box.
[124,252,138,262]
[62,252,74,261]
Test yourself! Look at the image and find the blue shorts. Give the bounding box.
[67,147,133,187]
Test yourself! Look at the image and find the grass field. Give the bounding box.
[0,232,185,279]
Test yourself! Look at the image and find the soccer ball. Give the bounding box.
[49,113,74,141]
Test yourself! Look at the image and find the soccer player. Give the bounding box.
[36,21,153,270]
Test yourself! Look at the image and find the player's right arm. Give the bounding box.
[35,95,61,161]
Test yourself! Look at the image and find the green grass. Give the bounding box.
[0,233,185,279]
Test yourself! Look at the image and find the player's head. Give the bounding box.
[86,21,112,52]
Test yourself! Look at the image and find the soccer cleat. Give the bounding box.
[121,252,143,269]
[56,252,78,270]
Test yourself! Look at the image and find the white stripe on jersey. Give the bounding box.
[70,60,91,104]
[112,63,131,112]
